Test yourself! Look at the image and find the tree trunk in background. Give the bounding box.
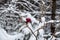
[51,0,56,35]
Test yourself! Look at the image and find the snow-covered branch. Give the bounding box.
[34,20,60,33]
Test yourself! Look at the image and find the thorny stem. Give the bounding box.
[26,24,37,40]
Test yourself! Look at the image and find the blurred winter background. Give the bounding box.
[0,0,60,40]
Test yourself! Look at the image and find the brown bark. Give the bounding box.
[51,0,56,35]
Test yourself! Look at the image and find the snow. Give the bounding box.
[18,24,26,31]
[0,27,24,40]
[46,20,60,23]
[0,0,60,40]
[22,28,31,35]
[39,29,45,37]
[41,17,45,22]
[29,35,36,40]
[27,23,34,31]
[21,17,26,22]
[41,0,45,4]
[11,0,17,2]
[55,32,60,35]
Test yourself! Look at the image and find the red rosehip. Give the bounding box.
[26,18,31,23]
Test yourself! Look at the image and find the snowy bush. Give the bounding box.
[0,0,60,40]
